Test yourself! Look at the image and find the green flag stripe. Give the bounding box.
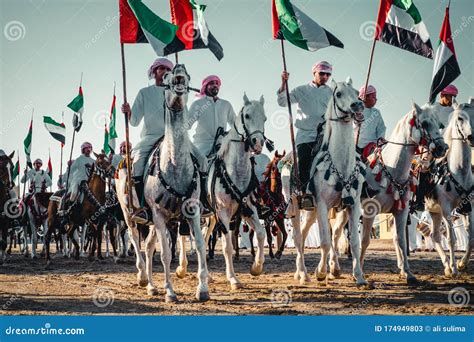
[393,0,422,24]
[275,0,308,50]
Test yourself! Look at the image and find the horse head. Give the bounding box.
[236,93,267,154]
[448,103,474,146]
[412,103,448,158]
[163,64,190,113]
[93,152,113,179]
[328,77,364,122]
[0,151,14,188]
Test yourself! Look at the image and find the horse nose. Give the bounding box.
[252,137,257,145]
[351,101,363,112]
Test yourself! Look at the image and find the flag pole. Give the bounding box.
[175,52,179,64]
[48,148,52,192]
[59,111,64,189]
[279,39,300,194]
[62,75,81,210]
[120,43,134,214]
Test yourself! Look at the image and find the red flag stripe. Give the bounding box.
[169,0,195,50]
[110,95,116,118]
[271,0,281,40]
[440,7,456,56]
[375,0,393,40]
[120,0,142,43]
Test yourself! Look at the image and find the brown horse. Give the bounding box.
[250,150,288,259]
[45,153,112,265]
[0,151,16,263]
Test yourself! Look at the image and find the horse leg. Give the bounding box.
[301,210,317,253]
[329,210,348,278]
[275,218,287,259]
[291,209,310,284]
[315,203,331,281]
[143,226,158,295]
[218,211,242,289]
[152,211,177,302]
[28,211,38,259]
[22,223,29,257]
[361,215,375,271]
[97,223,104,260]
[265,222,274,259]
[249,229,255,257]
[233,224,240,261]
[458,212,473,271]
[347,205,367,286]
[392,210,417,285]
[245,208,265,277]
[175,233,188,279]
[189,214,210,301]
[443,215,459,278]
[103,222,109,258]
[430,212,450,276]
[68,225,80,260]
[109,222,119,261]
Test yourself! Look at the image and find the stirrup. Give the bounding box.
[131,207,152,225]
[299,194,316,211]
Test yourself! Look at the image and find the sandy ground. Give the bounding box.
[0,239,472,315]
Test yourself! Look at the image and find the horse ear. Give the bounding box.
[282,149,286,156]
[469,97,474,106]
[274,150,278,157]
[243,93,250,105]
[452,98,459,109]
[8,151,15,160]
[345,77,353,86]
[259,95,264,106]
[412,102,422,115]
[330,79,337,89]
[93,152,99,159]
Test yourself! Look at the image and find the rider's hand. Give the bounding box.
[121,102,131,120]
[281,71,289,82]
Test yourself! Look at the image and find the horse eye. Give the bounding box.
[459,118,464,122]
[336,92,342,98]
[245,114,250,119]
[421,121,429,129]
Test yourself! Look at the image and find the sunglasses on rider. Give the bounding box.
[318,72,331,77]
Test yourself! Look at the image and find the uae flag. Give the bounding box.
[109,95,118,140]
[375,0,433,59]
[103,125,114,154]
[47,154,52,180]
[169,0,224,60]
[12,158,19,181]
[43,116,66,146]
[272,0,343,51]
[429,7,461,104]
[23,119,33,168]
[67,86,84,132]
[121,0,223,60]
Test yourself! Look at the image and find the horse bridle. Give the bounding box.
[232,107,274,152]
[329,85,362,123]
[452,115,472,144]
[86,161,112,182]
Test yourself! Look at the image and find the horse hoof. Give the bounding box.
[275,251,282,259]
[147,287,159,296]
[138,278,148,287]
[196,291,210,302]
[250,263,263,276]
[231,282,244,290]
[175,266,187,279]
[114,257,121,264]
[356,281,373,290]
[457,260,467,271]
[165,295,178,303]
[407,276,420,287]
[44,261,51,270]
[316,272,326,282]
[269,253,275,259]
[74,254,80,260]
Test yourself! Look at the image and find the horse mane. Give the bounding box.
[322,95,335,146]
[387,109,414,141]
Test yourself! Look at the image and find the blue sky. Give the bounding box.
[0,0,472,186]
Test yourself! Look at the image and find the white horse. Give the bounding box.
[201,94,267,290]
[285,78,367,286]
[116,64,209,302]
[332,103,448,285]
[426,104,473,276]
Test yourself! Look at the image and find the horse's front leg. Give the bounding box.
[245,206,265,277]
[218,210,242,289]
[329,209,348,278]
[22,223,29,257]
[189,214,210,301]
[152,210,177,302]
[347,205,367,286]
[315,202,331,281]
[458,212,473,271]
[393,210,418,285]
[291,209,310,284]
[430,212,450,276]
[144,225,158,295]
[264,222,274,259]
[275,217,287,259]
[175,233,188,279]
[301,210,317,252]
[443,215,459,278]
